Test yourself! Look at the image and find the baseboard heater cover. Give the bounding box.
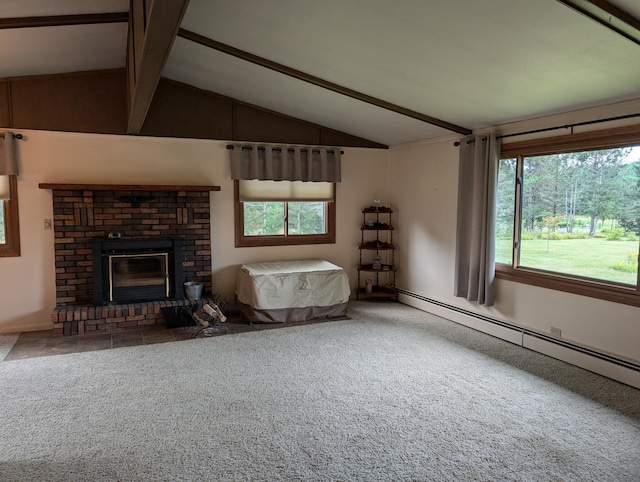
[397,289,640,389]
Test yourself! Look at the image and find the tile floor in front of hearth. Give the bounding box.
[2,314,347,361]
[3,314,245,361]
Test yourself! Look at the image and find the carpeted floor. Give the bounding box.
[0,301,638,481]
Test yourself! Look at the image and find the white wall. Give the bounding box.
[388,110,640,365]
[0,129,389,333]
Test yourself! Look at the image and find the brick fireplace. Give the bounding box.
[40,183,220,336]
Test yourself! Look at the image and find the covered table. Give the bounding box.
[235,260,350,323]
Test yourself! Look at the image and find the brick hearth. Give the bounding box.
[51,296,216,337]
[41,184,219,336]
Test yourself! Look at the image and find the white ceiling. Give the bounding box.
[2,0,640,145]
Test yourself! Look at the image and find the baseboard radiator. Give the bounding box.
[397,289,640,389]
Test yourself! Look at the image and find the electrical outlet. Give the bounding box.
[44,219,52,230]
[551,327,562,338]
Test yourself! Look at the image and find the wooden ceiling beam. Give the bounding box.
[556,0,640,46]
[127,0,190,134]
[178,28,472,136]
[0,12,129,29]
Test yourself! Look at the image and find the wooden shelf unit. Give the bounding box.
[357,206,398,301]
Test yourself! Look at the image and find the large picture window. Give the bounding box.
[495,126,640,306]
[0,175,20,257]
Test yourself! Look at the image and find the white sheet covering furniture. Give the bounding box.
[236,260,350,322]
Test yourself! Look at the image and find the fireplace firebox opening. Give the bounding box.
[109,252,169,303]
[93,238,185,305]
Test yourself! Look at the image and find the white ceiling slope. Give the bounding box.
[0,1,129,79]
[2,0,640,145]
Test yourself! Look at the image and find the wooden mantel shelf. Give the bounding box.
[38,183,221,192]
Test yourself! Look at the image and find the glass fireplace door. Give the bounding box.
[108,253,169,302]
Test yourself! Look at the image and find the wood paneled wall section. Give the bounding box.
[142,79,386,148]
[1,71,386,148]
[0,83,10,127]
[141,78,234,140]
[4,70,127,134]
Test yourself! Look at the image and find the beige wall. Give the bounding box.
[388,111,640,364]
[0,129,388,333]
[2,107,638,369]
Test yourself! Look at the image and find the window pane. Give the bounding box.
[519,147,640,286]
[0,201,5,244]
[495,158,516,264]
[287,202,326,235]
[243,202,285,236]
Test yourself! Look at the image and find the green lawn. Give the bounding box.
[496,238,639,285]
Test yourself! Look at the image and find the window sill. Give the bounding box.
[236,234,335,248]
[0,247,21,257]
[495,264,640,308]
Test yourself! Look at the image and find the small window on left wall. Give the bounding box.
[0,175,21,257]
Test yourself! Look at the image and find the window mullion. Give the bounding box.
[636,247,640,292]
[284,202,289,238]
[513,155,524,269]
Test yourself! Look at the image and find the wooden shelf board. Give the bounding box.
[361,225,394,230]
[359,243,395,250]
[356,286,398,299]
[362,207,393,213]
[358,264,396,272]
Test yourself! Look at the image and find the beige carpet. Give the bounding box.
[0,301,638,481]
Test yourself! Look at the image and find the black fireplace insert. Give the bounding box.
[92,238,185,305]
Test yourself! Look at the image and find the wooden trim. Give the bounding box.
[556,0,640,46]
[127,0,189,134]
[496,264,640,307]
[38,183,220,192]
[0,68,125,84]
[178,28,472,136]
[234,181,336,248]
[0,176,21,257]
[501,124,640,158]
[0,12,129,30]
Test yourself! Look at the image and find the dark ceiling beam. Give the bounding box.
[0,12,129,29]
[127,0,190,134]
[178,28,472,135]
[556,0,640,46]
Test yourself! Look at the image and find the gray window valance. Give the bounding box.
[0,131,19,176]
[0,131,19,201]
[230,144,341,182]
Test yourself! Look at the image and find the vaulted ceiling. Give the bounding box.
[1,0,639,146]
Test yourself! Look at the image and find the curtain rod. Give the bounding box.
[0,133,23,140]
[453,112,640,146]
[226,144,344,154]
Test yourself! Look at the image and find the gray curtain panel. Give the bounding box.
[454,134,500,306]
[0,132,19,175]
[230,144,341,182]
